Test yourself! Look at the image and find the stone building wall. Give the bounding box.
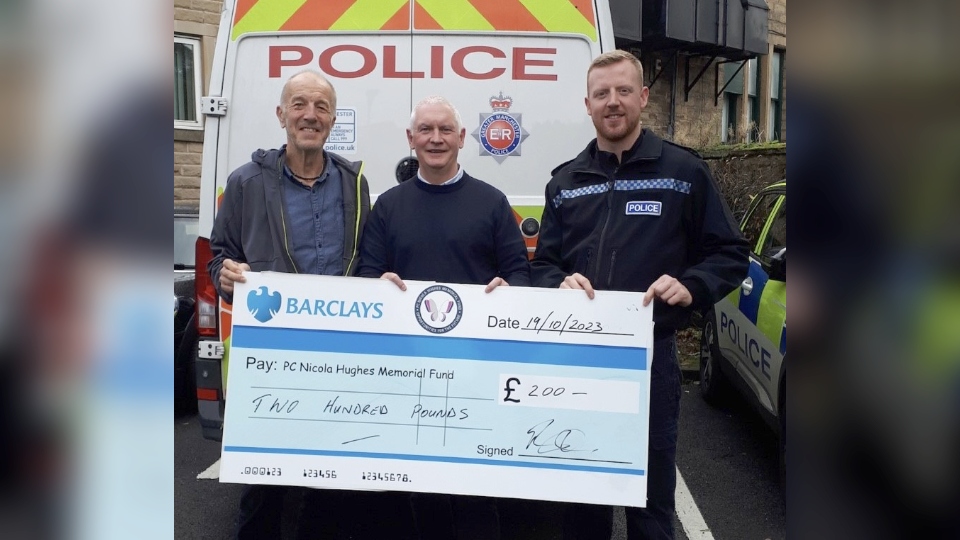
[640,0,785,148]
[174,0,223,209]
[674,55,724,148]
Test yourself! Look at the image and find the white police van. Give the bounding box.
[699,180,786,478]
[193,0,617,440]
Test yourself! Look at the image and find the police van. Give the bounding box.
[699,180,786,478]
[193,0,618,440]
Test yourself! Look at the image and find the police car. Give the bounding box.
[699,180,786,476]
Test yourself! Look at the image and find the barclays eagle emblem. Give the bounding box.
[247,286,282,323]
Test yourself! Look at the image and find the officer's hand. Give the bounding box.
[380,272,407,291]
[484,277,509,293]
[220,259,251,295]
[643,274,692,307]
[560,273,595,299]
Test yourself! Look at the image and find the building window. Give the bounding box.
[722,93,738,143]
[747,58,761,142]
[769,49,784,141]
[175,35,203,130]
[721,61,744,143]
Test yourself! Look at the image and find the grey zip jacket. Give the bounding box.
[208,146,371,304]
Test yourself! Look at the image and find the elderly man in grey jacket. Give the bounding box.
[208,70,380,540]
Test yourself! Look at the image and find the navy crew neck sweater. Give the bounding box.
[357,173,530,286]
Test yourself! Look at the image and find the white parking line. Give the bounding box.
[675,467,714,539]
[197,459,221,480]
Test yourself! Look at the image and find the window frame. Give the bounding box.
[722,92,739,143]
[757,194,786,263]
[721,61,745,143]
[174,34,204,131]
[740,189,782,254]
[747,58,761,142]
[769,48,785,141]
[174,214,200,269]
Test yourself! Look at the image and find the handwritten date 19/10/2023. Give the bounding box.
[487,312,602,334]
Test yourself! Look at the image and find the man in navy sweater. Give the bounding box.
[357,96,529,291]
[357,96,530,539]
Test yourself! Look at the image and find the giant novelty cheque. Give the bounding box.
[220,272,653,506]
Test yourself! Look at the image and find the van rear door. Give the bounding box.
[410,1,605,211]
[220,1,416,197]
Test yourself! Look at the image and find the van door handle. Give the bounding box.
[741,277,754,296]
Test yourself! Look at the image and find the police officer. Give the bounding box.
[531,50,749,539]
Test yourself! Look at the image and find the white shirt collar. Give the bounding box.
[418,165,463,186]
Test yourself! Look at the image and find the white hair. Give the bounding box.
[410,95,462,131]
[280,70,337,110]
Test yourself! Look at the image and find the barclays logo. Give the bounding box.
[247,286,282,323]
[625,201,662,216]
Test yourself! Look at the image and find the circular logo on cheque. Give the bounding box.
[414,285,463,334]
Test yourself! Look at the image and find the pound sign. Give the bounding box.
[503,377,521,403]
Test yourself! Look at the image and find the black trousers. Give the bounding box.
[237,486,418,539]
[411,493,501,540]
[562,336,682,540]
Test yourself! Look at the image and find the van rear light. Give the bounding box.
[195,236,219,338]
[197,302,216,333]
[197,388,219,401]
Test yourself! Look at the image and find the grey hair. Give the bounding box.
[280,70,337,110]
[410,95,463,131]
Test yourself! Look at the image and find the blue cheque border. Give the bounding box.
[233,326,646,370]
[224,445,645,476]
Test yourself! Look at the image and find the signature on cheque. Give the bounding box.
[524,419,596,455]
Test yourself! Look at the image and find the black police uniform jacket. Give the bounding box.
[531,129,750,336]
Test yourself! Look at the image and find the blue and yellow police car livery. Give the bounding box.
[700,180,786,473]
